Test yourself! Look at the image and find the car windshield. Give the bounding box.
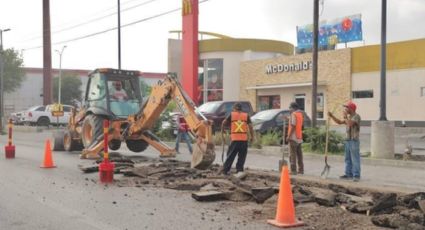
[198,102,221,114]
[251,109,281,121]
[27,106,41,111]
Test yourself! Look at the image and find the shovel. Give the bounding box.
[321,116,331,178]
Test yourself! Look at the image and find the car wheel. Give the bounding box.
[37,117,50,127]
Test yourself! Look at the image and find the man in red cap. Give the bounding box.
[328,101,362,182]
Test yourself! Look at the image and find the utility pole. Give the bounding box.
[311,0,319,128]
[55,45,67,104]
[0,28,11,133]
[118,0,121,70]
[379,0,387,121]
[43,0,53,105]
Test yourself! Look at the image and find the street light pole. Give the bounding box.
[55,45,67,104]
[0,28,11,133]
[118,0,121,70]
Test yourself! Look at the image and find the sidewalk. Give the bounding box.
[168,142,425,192]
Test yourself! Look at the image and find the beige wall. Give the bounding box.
[240,49,352,118]
[352,68,425,121]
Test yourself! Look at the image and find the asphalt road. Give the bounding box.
[0,131,274,230]
[1,130,424,230]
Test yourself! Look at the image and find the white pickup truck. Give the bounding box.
[21,104,74,126]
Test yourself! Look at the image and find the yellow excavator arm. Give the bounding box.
[127,73,216,169]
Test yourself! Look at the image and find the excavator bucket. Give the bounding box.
[191,141,216,170]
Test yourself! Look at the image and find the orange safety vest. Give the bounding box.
[230,112,248,141]
[288,111,303,139]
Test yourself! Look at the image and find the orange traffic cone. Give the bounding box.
[40,140,56,168]
[267,165,304,228]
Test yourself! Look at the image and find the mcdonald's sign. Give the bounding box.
[182,0,192,16]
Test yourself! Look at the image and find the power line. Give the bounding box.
[19,0,158,43]
[22,0,210,51]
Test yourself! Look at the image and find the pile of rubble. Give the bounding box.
[79,154,425,229]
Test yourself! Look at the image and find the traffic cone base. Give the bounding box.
[41,140,56,168]
[267,166,304,228]
[5,145,15,159]
[267,219,304,228]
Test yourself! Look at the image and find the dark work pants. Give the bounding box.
[289,140,304,173]
[223,141,248,174]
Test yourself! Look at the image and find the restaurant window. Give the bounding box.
[258,95,281,111]
[317,93,324,119]
[198,59,223,104]
[352,90,373,98]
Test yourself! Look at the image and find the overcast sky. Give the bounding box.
[1,0,425,73]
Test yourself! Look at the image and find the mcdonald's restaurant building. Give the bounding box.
[239,38,425,125]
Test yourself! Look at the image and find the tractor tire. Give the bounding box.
[81,114,104,148]
[37,117,50,127]
[52,131,65,151]
[126,139,149,153]
[109,139,121,151]
[63,130,84,152]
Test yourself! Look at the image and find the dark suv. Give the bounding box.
[198,101,254,132]
[251,109,311,135]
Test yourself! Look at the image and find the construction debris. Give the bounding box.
[79,154,425,228]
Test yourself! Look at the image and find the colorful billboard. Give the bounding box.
[297,14,363,50]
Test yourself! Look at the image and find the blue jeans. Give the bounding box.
[175,131,193,153]
[344,140,361,178]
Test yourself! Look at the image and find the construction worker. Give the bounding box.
[221,103,254,175]
[328,101,361,182]
[286,102,304,175]
[110,81,128,101]
[175,115,193,154]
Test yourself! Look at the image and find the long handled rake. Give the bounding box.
[321,115,331,178]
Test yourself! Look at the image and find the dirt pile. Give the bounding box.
[79,154,425,229]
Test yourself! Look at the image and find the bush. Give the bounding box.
[303,127,344,154]
[250,132,262,149]
[213,132,230,146]
[260,130,281,146]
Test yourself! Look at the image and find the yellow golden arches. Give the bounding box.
[182,0,192,16]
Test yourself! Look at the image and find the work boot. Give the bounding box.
[353,177,360,182]
[339,175,352,180]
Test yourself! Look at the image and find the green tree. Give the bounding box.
[1,48,25,93]
[140,79,152,96]
[53,73,82,105]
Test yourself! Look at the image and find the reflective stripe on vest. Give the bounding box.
[230,112,248,141]
[288,111,303,139]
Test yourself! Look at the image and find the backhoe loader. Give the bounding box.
[53,68,215,169]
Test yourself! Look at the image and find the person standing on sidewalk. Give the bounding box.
[286,102,304,175]
[221,103,254,175]
[175,115,193,154]
[328,102,362,182]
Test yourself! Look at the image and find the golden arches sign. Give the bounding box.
[182,0,192,16]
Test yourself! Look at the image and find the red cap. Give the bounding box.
[344,102,357,112]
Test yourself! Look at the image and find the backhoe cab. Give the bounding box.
[54,68,216,170]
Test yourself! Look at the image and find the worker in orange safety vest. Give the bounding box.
[221,103,254,175]
[286,102,304,175]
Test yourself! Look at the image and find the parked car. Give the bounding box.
[197,101,254,132]
[10,110,26,125]
[251,109,311,135]
[21,104,74,126]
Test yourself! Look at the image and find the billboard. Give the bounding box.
[297,14,363,50]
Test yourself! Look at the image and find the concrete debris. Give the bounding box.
[79,153,425,228]
[398,192,425,209]
[371,214,410,228]
[369,193,397,215]
[191,191,229,202]
[419,200,425,214]
[251,187,276,204]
